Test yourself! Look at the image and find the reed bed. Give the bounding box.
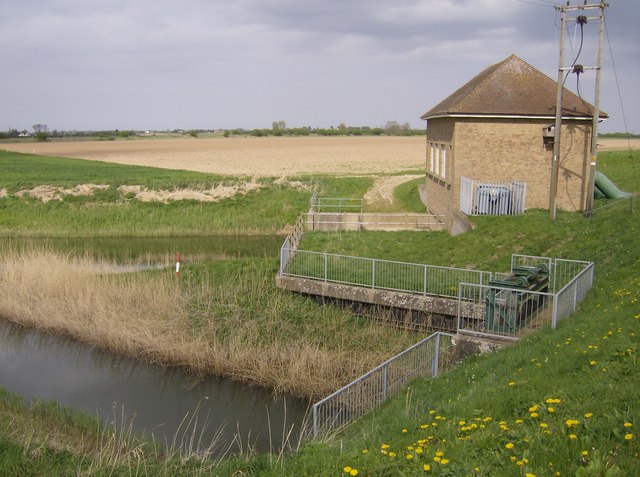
[0,249,418,398]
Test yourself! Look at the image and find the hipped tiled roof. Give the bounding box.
[421,54,607,120]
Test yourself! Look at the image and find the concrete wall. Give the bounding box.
[305,213,445,232]
[275,275,482,331]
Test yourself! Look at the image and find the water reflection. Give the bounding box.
[0,321,309,455]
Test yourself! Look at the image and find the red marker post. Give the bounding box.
[176,252,181,277]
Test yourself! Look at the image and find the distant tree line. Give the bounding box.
[228,121,423,138]
[0,121,427,141]
[599,132,640,138]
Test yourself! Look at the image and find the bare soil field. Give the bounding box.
[2,136,636,178]
[0,136,427,177]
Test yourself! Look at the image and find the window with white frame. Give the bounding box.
[427,142,450,180]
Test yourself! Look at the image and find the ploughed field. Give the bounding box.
[0,136,427,176]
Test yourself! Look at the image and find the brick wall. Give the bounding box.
[426,117,591,217]
[424,118,455,221]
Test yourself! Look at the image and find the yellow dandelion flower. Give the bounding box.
[406,454,414,460]
[381,443,390,449]
[429,410,436,415]
[516,419,524,424]
[510,456,517,461]
[423,464,431,472]
[433,456,441,463]
[343,466,352,473]
[548,407,555,413]
[441,458,450,465]
[509,381,516,386]
[362,449,368,454]
[350,470,359,476]
[530,412,539,418]
[565,419,580,428]
[581,450,589,457]
[505,443,515,449]
[589,360,597,366]
[540,422,548,429]
[474,468,480,472]
[529,405,539,412]
[416,447,424,454]
[569,434,577,439]
[526,473,537,477]
[517,460,524,466]
[402,428,408,433]
[624,433,634,440]
[584,413,593,419]
[420,423,429,429]
[388,451,396,458]
[435,450,444,457]
[459,420,466,426]
[624,422,633,428]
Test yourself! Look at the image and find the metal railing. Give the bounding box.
[281,249,492,299]
[311,332,454,438]
[279,214,306,275]
[460,176,527,216]
[457,256,594,340]
[309,194,364,213]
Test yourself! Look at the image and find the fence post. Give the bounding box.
[423,265,428,296]
[279,243,285,275]
[551,295,559,329]
[312,405,318,439]
[382,365,388,401]
[372,260,376,289]
[432,333,441,377]
[323,253,328,282]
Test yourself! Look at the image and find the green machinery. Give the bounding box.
[485,264,550,333]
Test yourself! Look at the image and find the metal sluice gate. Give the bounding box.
[485,264,550,333]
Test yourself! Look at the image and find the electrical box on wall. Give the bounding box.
[542,125,555,147]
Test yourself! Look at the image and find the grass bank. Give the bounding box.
[0,150,374,236]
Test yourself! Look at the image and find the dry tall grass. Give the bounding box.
[0,250,407,398]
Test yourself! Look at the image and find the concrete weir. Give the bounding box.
[276,275,481,332]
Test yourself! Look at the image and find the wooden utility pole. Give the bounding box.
[549,6,566,221]
[549,1,608,220]
[584,2,607,217]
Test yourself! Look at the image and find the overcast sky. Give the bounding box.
[1,0,638,133]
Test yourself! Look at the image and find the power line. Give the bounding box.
[603,13,639,190]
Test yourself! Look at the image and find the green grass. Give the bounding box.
[393,177,427,212]
[0,150,234,192]
[0,151,380,236]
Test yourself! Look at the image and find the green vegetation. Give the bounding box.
[0,149,638,475]
[0,150,375,236]
[392,177,427,213]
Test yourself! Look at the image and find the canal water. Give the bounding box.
[0,322,310,455]
[0,235,311,455]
